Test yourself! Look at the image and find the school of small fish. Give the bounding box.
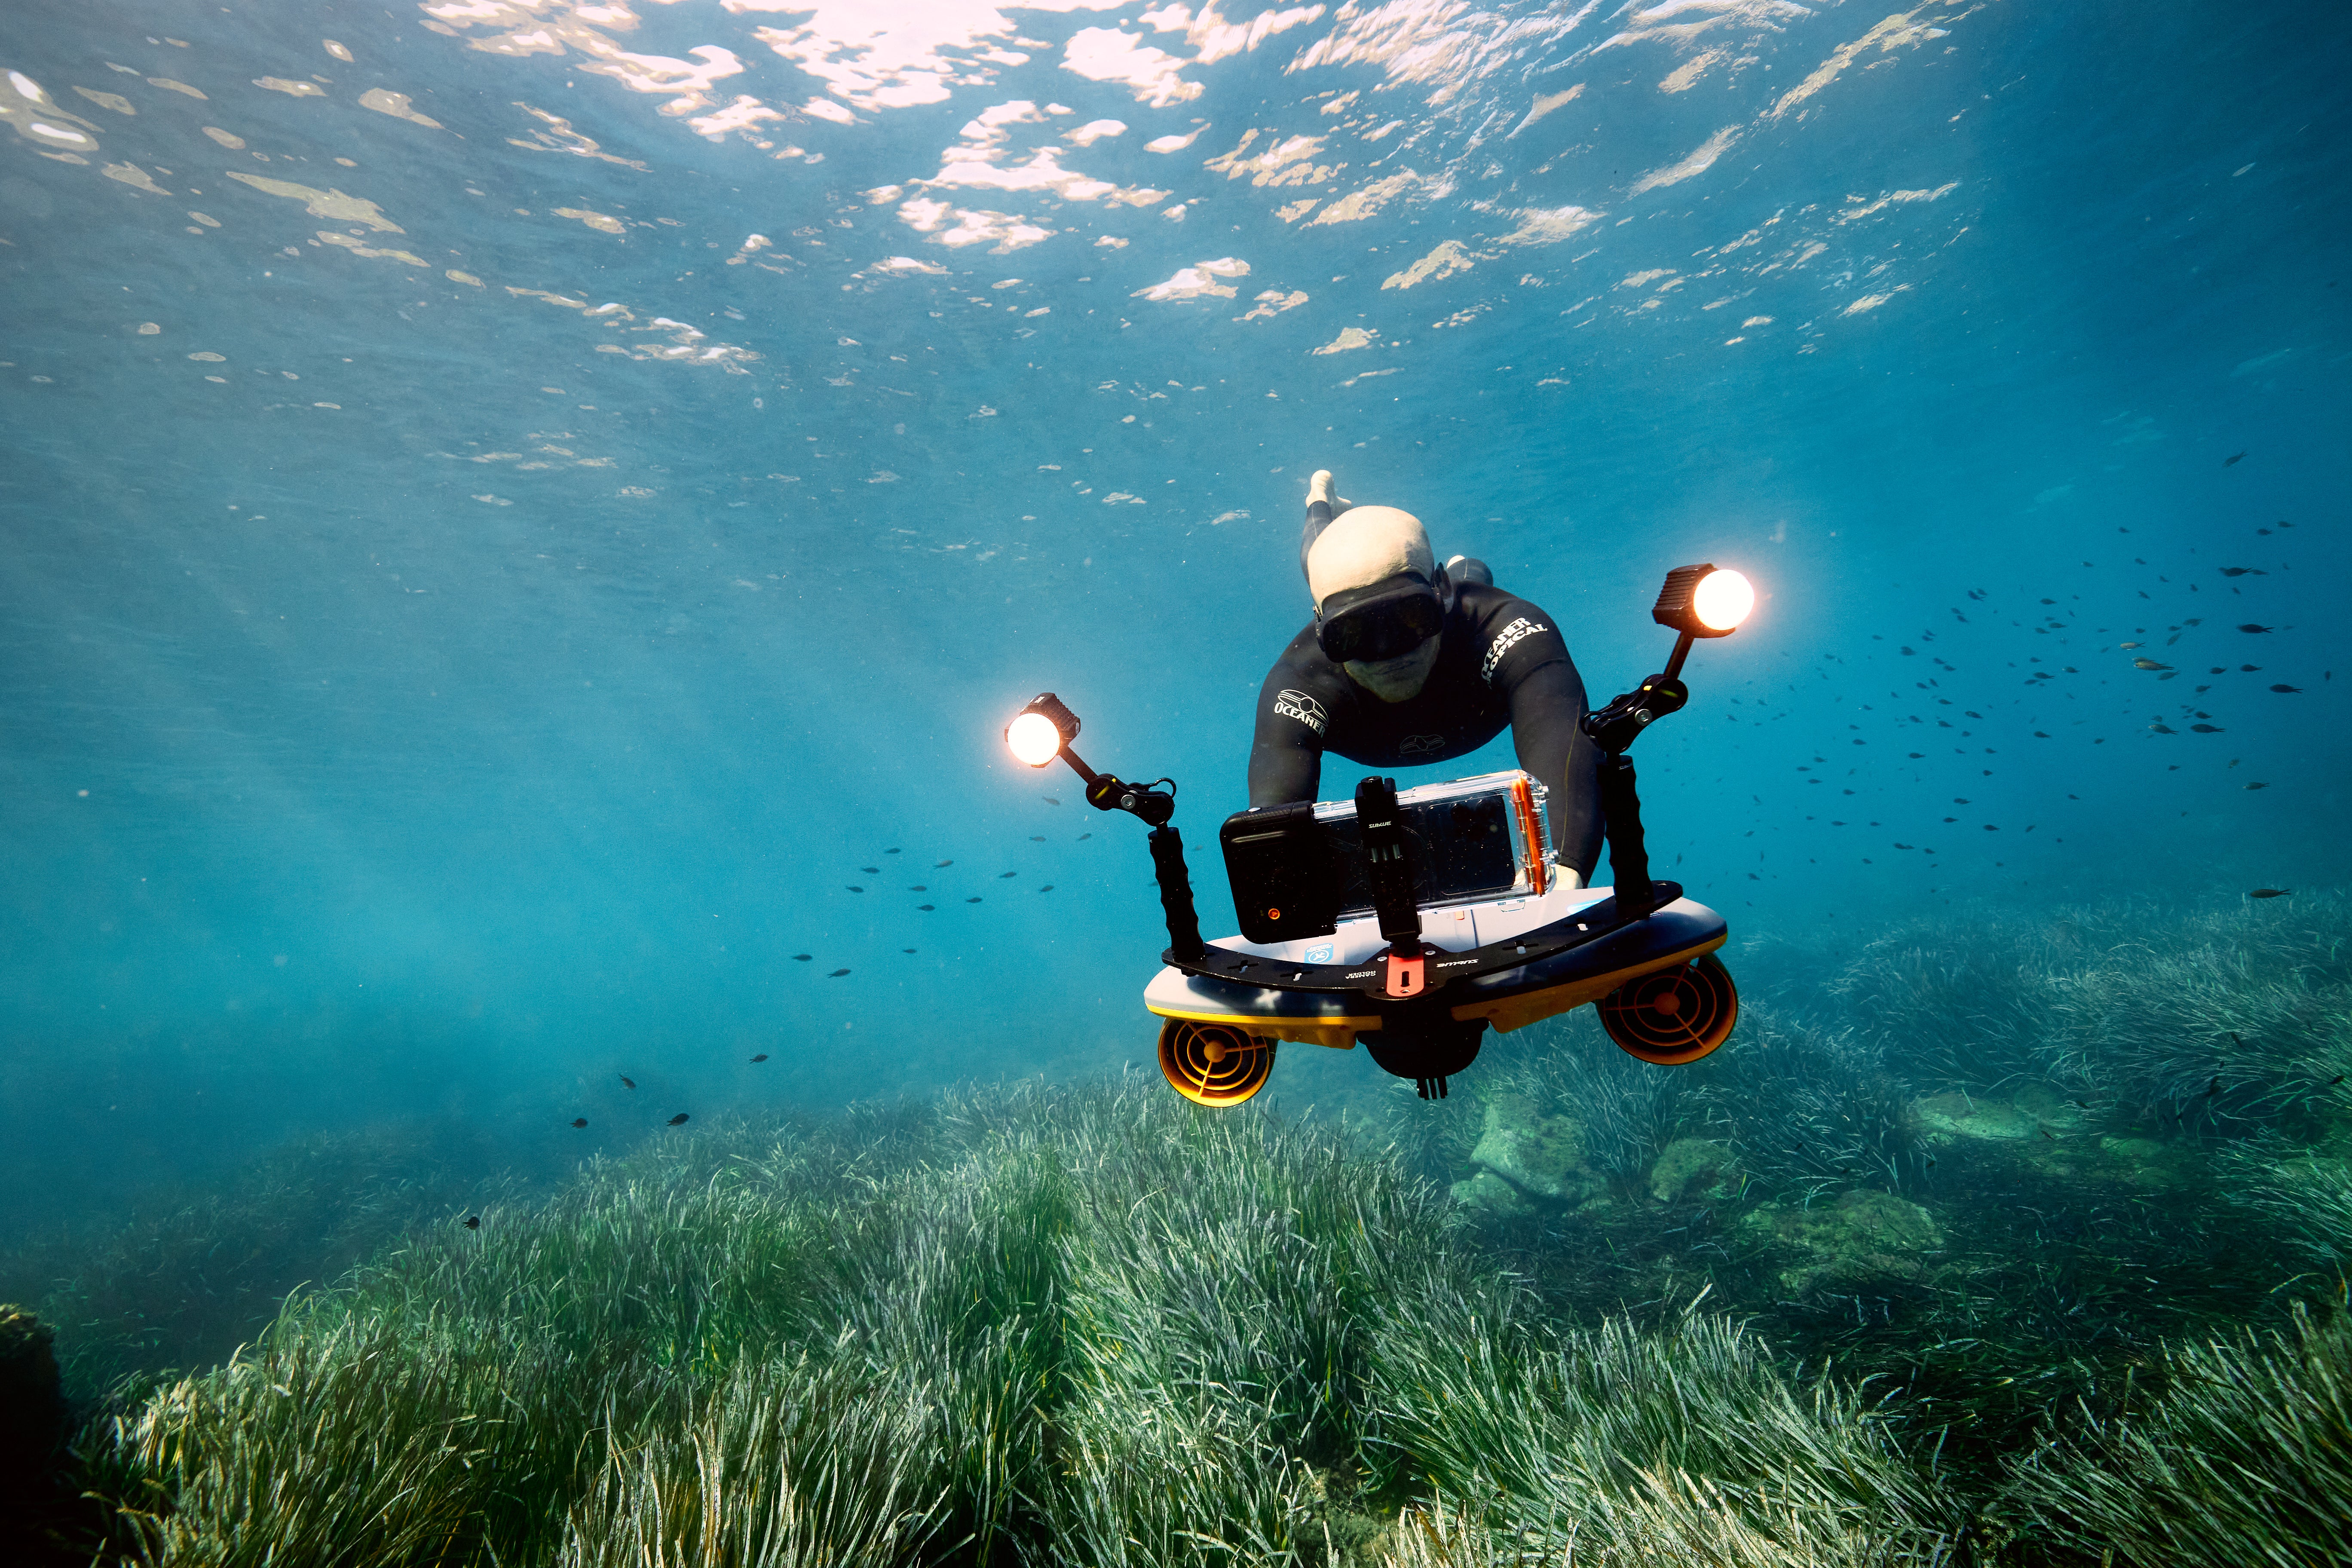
[571,816,1098,1132]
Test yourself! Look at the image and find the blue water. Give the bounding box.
[1,0,2345,1230]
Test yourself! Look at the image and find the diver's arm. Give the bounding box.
[1248,651,1330,806]
[1503,656,1604,885]
[1248,714,1324,806]
[1297,469,1355,585]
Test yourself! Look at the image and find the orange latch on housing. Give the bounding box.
[1385,951,1426,998]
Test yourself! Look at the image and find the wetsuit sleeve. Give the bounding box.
[1248,645,1331,806]
[1299,495,1335,585]
[1497,651,1604,885]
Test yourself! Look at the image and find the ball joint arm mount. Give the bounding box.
[1035,730,1197,955]
[1074,760,1175,829]
[1583,631,1695,758]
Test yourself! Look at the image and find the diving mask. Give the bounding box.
[1316,570,1448,664]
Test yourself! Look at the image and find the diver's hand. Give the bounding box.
[1305,469,1354,513]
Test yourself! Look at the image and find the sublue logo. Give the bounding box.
[1305,943,1334,963]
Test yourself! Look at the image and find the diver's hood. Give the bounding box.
[1307,505,1436,610]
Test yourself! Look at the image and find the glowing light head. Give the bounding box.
[1006,711,1064,768]
[1651,562,1753,640]
[1692,569,1754,632]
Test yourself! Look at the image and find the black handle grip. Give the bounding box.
[1597,753,1655,920]
[1354,775,1424,954]
[1150,825,1204,961]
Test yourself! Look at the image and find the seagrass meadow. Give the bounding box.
[4,890,2349,1568]
[7,0,2351,1561]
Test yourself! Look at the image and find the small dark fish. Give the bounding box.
[909,885,926,891]
[620,1076,636,1089]
[2270,684,2301,693]
[2248,888,2291,899]
[570,1118,588,1128]
[2205,1077,2221,1096]
[464,1215,481,1229]
[965,896,983,903]
[918,903,934,910]
[1924,1157,1938,1167]
[2223,450,2245,466]
[2039,1128,2057,1142]
[750,1053,768,1063]
[667,1113,690,1126]
[885,848,900,854]
[2244,781,2269,790]
[2241,664,2261,671]
[847,885,865,892]
[1038,884,1053,892]
[935,859,953,867]
[2189,723,2223,733]
[1077,833,1091,841]
[2149,723,2177,734]
[861,866,879,873]
[2238,624,2273,634]
[2326,1075,2345,1087]
[827,967,851,976]
[2218,567,2266,577]
[901,947,916,953]
[792,953,812,961]
[1029,835,1046,841]
[1043,797,1060,805]
[998,870,1017,879]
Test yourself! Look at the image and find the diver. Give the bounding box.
[1248,469,1604,886]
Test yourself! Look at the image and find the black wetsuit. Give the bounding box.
[1246,580,1605,882]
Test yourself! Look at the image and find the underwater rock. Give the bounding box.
[1448,1169,1533,1216]
[1648,1137,1733,1204]
[0,1305,68,1500]
[1917,1083,2084,1142]
[1737,1190,1945,1295]
[2010,1081,2086,1127]
[1915,1092,2034,1140]
[1467,1093,1604,1206]
[2094,1136,2201,1192]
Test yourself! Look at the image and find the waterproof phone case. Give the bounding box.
[1221,770,1552,943]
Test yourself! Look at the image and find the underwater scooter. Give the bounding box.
[1002,564,1756,1108]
